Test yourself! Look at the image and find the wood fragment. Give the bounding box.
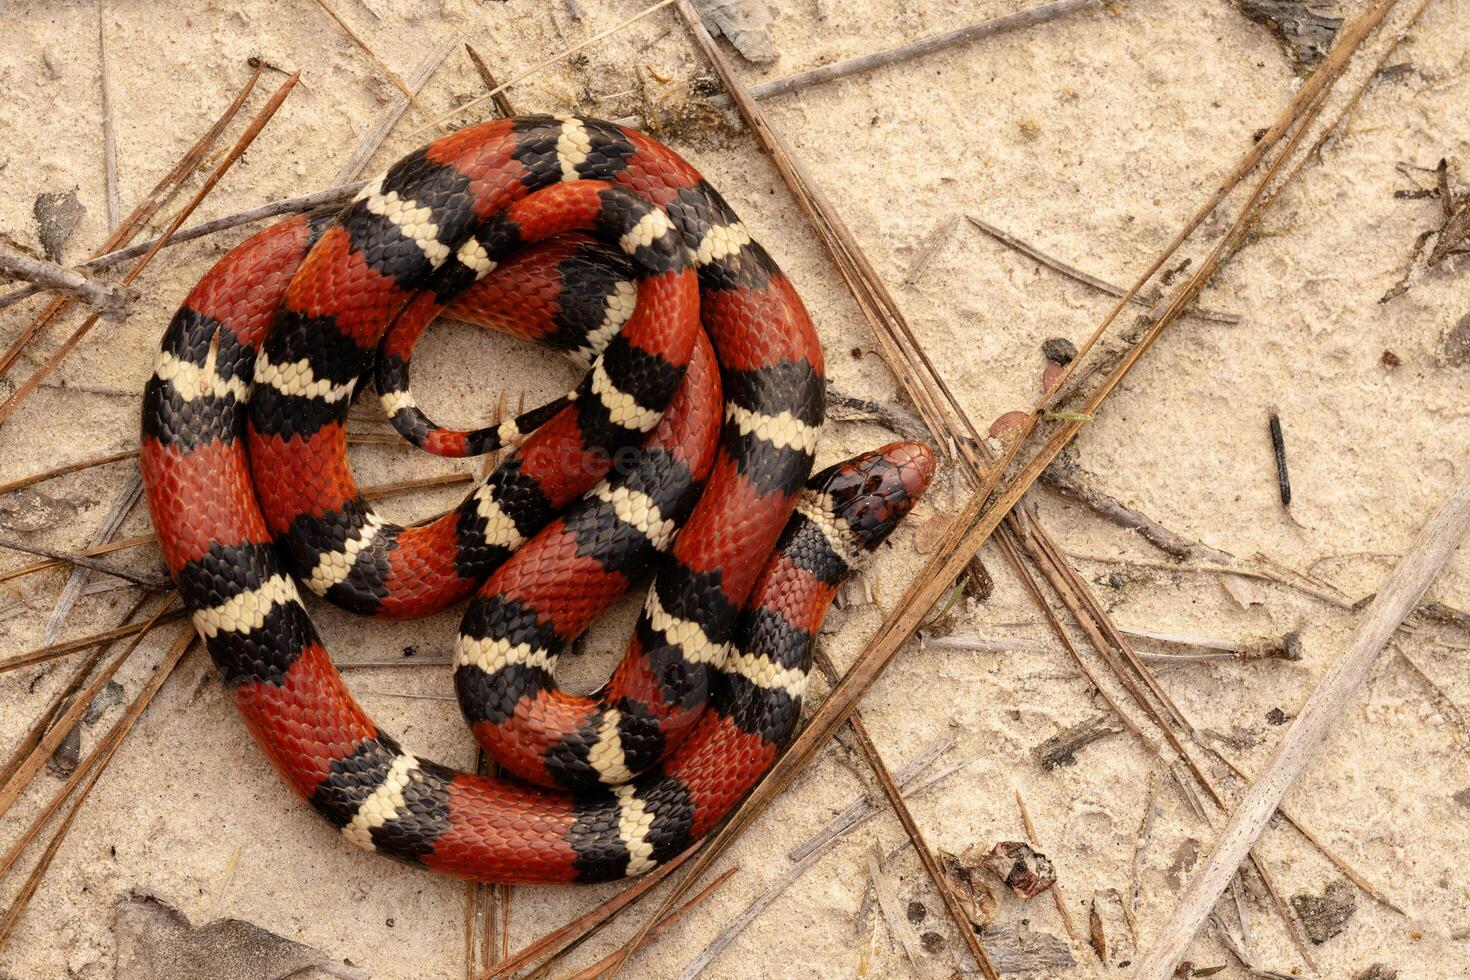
[1137,467,1470,977]
[1268,411,1292,507]
[1042,449,1235,563]
[0,249,137,319]
[866,842,922,967]
[0,71,301,428]
[1032,713,1123,770]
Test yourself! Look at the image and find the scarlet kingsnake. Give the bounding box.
[141,115,935,883]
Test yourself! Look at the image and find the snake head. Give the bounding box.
[807,440,936,559]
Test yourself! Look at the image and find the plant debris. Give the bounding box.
[32,189,85,260]
[114,892,368,979]
[977,923,1075,974]
[982,842,1057,899]
[1291,878,1357,944]
[1231,0,1343,70]
[865,842,921,966]
[1268,411,1291,508]
[1441,311,1470,368]
[1384,160,1470,303]
[1042,337,1079,365]
[1033,712,1123,770]
[1089,896,1108,963]
[938,849,998,929]
[690,0,778,63]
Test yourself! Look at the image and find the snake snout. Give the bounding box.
[816,440,936,554]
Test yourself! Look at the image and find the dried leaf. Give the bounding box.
[938,849,997,929]
[982,841,1057,899]
[115,892,368,980]
[690,0,778,63]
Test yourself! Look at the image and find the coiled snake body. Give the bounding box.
[142,115,934,883]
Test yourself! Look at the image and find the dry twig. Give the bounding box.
[0,250,137,319]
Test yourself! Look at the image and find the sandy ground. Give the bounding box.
[2,0,1469,977]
